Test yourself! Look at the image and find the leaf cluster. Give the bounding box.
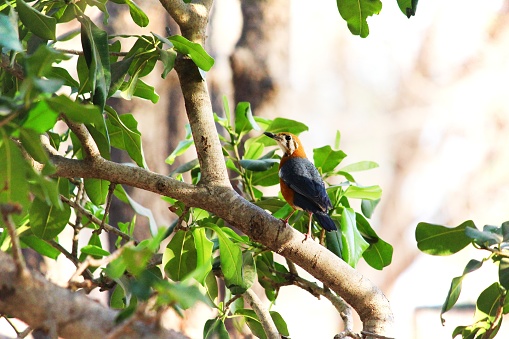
[416,221,509,338]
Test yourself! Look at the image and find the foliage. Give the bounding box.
[0,1,393,338]
[416,221,509,338]
[336,0,420,38]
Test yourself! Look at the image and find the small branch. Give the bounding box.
[57,49,128,57]
[242,289,279,339]
[60,195,133,244]
[63,117,101,159]
[0,203,30,279]
[1,53,24,80]
[94,182,117,235]
[68,241,134,286]
[45,240,95,282]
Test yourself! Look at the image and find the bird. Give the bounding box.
[264,131,337,240]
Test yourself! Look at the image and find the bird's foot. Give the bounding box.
[279,218,289,227]
[302,232,312,242]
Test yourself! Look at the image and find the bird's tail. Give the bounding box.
[313,211,337,231]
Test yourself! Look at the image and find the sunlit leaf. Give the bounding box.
[168,35,214,71]
[416,220,476,256]
[336,0,382,38]
[16,0,56,40]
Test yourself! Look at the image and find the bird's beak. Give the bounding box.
[264,131,276,139]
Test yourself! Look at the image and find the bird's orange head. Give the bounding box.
[264,132,307,158]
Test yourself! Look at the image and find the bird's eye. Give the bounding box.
[285,135,291,141]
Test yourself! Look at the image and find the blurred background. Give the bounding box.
[5,0,509,338]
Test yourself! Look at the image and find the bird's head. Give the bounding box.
[264,131,306,157]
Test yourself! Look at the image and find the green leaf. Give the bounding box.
[326,230,343,259]
[159,48,177,78]
[109,55,135,96]
[340,161,379,172]
[84,178,109,205]
[265,117,308,135]
[120,78,159,103]
[49,67,80,89]
[416,220,476,256]
[105,107,147,168]
[499,258,509,290]
[336,0,382,38]
[204,270,218,303]
[243,142,265,160]
[78,14,111,110]
[313,145,346,173]
[397,0,418,18]
[192,227,213,283]
[465,226,503,247]
[235,102,260,136]
[0,13,22,51]
[166,139,194,165]
[203,318,229,339]
[235,309,289,339]
[16,0,57,40]
[239,159,278,172]
[47,96,104,129]
[361,198,380,218]
[80,244,110,257]
[30,197,71,240]
[251,162,279,187]
[475,282,504,322]
[362,237,393,270]
[126,0,149,27]
[122,246,153,277]
[22,101,59,133]
[20,234,60,259]
[19,128,49,164]
[163,230,197,281]
[114,185,158,235]
[168,35,214,71]
[356,212,392,269]
[344,185,382,200]
[207,224,244,294]
[340,208,369,267]
[0,136,30,208]
[154,279,211,309]
[105,256,127,279]
[24,45,68,78]
[440,259,483,324]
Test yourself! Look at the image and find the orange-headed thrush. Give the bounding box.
[264,131,337,240]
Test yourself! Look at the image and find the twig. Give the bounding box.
[60,195,133,243]
[0,203,30,279]
[243,289,279,339]
[57,49,128,57]
[94,182,117,235]
[68,241,134,286]
[271,262,354,331]
[62,117,101,159]
[45,240,95,282]
[1,53,24,80]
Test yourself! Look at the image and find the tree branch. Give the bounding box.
[47,153,394,336]
[63,117,101,159]
[0,203,30,279]
[243,289,279,339]
[0,251,187,339]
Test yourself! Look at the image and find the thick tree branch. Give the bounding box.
[0,251,187,339]
[48,153,393,336]
[158,0,212,44]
